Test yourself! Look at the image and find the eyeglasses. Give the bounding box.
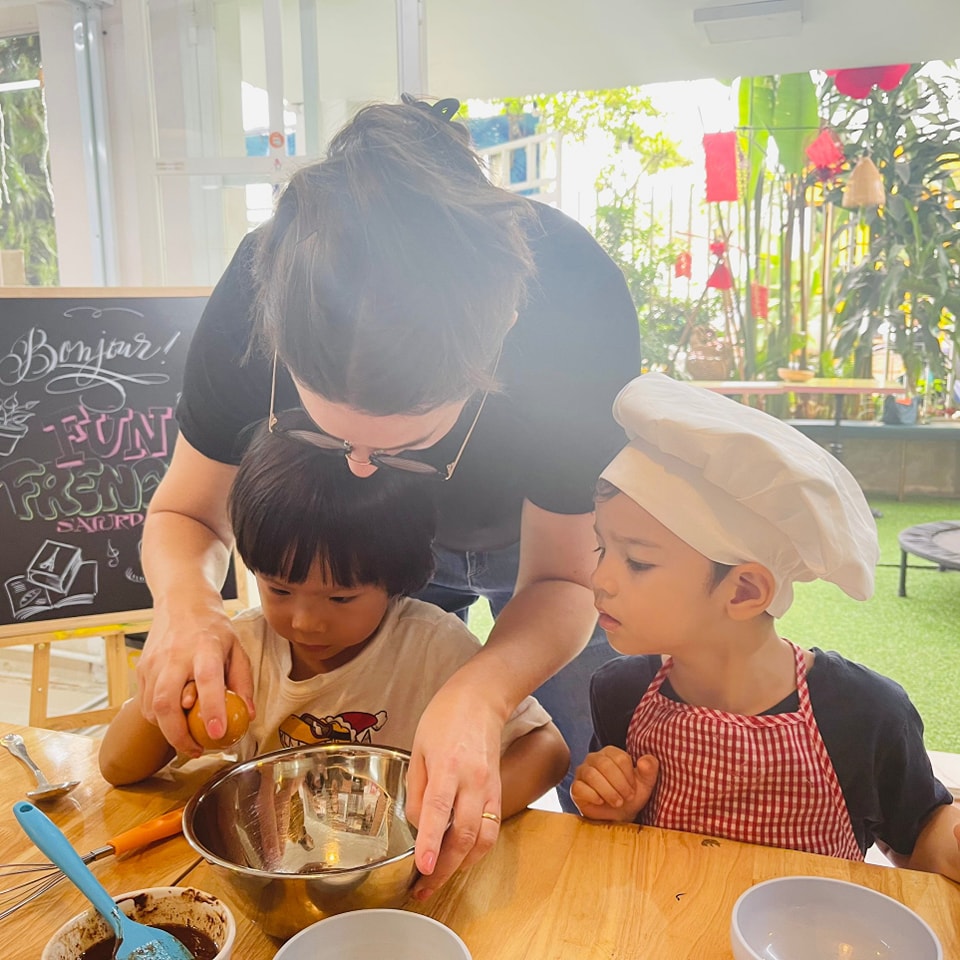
[267,351,497,481]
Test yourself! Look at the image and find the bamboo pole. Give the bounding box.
[819,201,834,376]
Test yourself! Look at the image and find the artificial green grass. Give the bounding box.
[467,496,960,753]
[779,496,960,754]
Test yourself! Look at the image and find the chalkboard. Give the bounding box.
[0,288,240,637]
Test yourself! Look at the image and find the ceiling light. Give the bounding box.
[694,0,803,43]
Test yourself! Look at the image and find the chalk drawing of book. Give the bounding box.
[4,540,100,621]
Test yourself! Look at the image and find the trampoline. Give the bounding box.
[897,520,960,597]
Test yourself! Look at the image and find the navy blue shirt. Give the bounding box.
[589,647,952,856]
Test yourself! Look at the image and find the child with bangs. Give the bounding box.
[100,425,568,824]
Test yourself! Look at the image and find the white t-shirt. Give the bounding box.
[232,596,551,761]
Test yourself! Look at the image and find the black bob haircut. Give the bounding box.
[229,425,437,597]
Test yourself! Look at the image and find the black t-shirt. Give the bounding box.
[588,648,952,857]
[177,202,641,551]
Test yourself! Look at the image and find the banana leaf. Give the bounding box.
[765,72,820,178]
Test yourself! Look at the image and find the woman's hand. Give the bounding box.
[404,680,506,901]
[571,747,659,822]
[137,599,255,756]
[137,436,251,756]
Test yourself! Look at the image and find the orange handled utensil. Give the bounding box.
[0,806,185,919]
[93,806,185,858]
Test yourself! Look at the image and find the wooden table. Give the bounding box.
[0,722,223,960]
[693,378,906,424]
[2,723,958,960]
[692,378,908,462]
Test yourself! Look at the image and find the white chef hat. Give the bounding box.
[600,373,879,617]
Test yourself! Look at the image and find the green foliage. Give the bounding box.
[738,78,772,204]
[0,33,58,285]
[828,65,960,388]
[764,72,821,177]
[499,88,689,177]
[736,71,821,378]
[593,194,691,369]
[492,90,693,369]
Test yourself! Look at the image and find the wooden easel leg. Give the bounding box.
[104,632,128,708]
[29,642,51,728]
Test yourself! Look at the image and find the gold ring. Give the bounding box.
[481,811,501,823]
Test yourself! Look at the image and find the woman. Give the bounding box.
[137,95,639,896]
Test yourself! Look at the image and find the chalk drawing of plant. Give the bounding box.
[0,393,39,456]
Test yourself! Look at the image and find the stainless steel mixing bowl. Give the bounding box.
[182,743,418,940]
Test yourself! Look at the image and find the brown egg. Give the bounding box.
[186,689,250,750]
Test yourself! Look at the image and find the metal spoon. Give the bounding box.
[14,801,194,960]
[1,733,80,802]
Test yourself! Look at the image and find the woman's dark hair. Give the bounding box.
[229,426,437,597]
[594,477,734,589]
[253,97,537,415]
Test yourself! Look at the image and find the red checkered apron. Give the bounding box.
[626,642,862,859]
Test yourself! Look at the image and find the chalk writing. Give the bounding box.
[57,514,146,535]
[0,291,235,627]
[0,322,181,413]
[0,456,167,522]
[42,405,175,467]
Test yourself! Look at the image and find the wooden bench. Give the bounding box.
[784,419,960,499]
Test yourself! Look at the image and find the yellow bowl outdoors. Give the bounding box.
[777,367,815,383]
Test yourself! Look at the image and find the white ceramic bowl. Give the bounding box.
[274,908,471,960]
[731,876,942,960]
[41,885,236,960]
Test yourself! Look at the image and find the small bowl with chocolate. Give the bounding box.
[41,886,236,960]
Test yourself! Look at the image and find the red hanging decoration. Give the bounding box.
[825,64,910,99]
[674,250,692,278]
[706,263,733,290]
[805,128,846,177]
[703,132,739,202]
[709,239,728,257]
[750,283,769,319]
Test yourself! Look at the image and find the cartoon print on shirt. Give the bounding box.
[278,709,388,748]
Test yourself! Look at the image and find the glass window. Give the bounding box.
[0,32,57,285]
[144,0,399,286]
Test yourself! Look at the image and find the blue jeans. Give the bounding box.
[413,542,615,814]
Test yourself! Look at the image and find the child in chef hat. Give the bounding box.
[572,373,960,881]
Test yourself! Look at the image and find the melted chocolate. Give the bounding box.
[76,923,218,960]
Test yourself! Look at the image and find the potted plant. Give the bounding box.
[0,393,38,456]
[827,64,960,393]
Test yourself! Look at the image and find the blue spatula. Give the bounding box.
[14,802,194,960]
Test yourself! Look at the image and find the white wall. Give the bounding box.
[427,0,960,98]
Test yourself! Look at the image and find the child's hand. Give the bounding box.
[570,747,659,822]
